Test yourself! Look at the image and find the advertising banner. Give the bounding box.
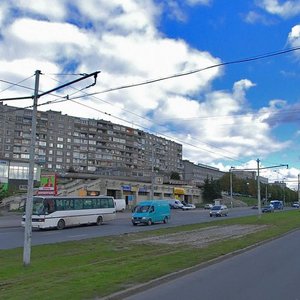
[37,173,57,195]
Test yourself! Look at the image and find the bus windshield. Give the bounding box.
[32,198,46,215]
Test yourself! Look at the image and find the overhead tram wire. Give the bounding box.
[69,46,300,100]
[0,74,35,94]
[42,73,155,122]
[39,75,248,164]
[0,73,77,103]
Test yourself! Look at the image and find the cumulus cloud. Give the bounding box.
[244,11,274,25]
[257,0,300,18]
[288,24,300,48]
[185,0,212,6]
[0,0,294,168]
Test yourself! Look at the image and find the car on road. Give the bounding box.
[168,199,184,209]
[292,202,300,208]
[209,205,228,217]
[270,200,283,210]
[181,202,196,210]
[262,204,274,213]
[204,204,213,210]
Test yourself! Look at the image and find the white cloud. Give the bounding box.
[257,0,300,18]
[14,0,66,21]
[288,24,300,47]
[244,11,274,24]
[186,0,212,6]
[0,0,293,167]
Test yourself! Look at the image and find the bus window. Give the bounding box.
[83,199,93,209]
[44,199,55,214]
[74,199,84,210]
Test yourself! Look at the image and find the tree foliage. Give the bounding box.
[218,173,298,203]
[202,176,222,201]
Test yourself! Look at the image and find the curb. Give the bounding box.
[100,228,300,300]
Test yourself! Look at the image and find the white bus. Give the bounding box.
[22,196,116,230]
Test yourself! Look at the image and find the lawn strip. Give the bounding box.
[1,210,300,299]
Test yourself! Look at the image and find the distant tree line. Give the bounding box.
[202,173,298,203]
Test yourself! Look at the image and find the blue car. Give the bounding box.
[262,204,274,213]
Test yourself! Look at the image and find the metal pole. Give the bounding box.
[23,70,40,266]
[297,174,300,203]
[257,158,262,216]
[230,168,233,209]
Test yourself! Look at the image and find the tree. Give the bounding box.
[202,176,221,201]
[170,171,180,180]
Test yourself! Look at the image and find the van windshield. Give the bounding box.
[134,205,150,213]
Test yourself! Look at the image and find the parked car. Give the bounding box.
[262,204,274,213]
[181,203,196,210]
[204,204,213,210]
[209,205,228,217]
[168,199,184,209]
[292,202,300,208]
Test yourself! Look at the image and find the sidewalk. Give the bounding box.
[0,211,22,228]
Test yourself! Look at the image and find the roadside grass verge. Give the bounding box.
[1,210,300,299]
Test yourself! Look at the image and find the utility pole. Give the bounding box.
[257,159,262,216]
[23,70,40,266]
[298,174,300,203]
[0,70,101,266]
[229,167,234,209]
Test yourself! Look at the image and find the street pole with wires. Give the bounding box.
[257,159,262,216]
[23,70,40,266]
[298,174,300,203]
[1,70,100,266]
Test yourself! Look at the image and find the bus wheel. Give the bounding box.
[57,219,65,230]
[96,216,103,226]
[163,217,168,224]
[147,219,152,226]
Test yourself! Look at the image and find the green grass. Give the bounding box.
[1,211,300,299]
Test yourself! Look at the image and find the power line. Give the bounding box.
[69,46,300,100]
[68,98,247,164]
[0,74,35,94]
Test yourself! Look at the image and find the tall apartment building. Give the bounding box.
[0,103,183,176]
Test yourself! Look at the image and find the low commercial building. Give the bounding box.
[182,160,225,186]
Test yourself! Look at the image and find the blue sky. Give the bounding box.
[0,0,300,188]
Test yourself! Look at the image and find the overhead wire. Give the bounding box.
[40,74,248,163]
[0,74,35,94]
[1,46,300,166]
[68,46,300,100]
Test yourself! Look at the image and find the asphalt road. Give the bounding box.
[0,207,281,249]
[124,229,300,300]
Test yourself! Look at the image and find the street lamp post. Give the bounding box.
[298,174,300,203]
[229,167,234,209]
[257,159,262,216]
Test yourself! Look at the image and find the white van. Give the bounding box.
[114,198,126,212]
